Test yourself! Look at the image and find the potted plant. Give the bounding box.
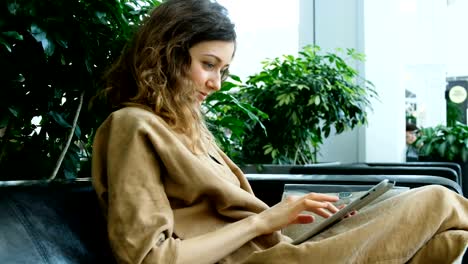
[416,122,468,163]
[237,45,377,166]
[0,0,160,181]
[0,0,267,180]
[415,122,468,194]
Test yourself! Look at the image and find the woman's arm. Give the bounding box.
[176,214,259,264]
[176,193,340,264]
[93,113,181,264]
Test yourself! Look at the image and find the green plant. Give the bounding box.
[0,0,160,180]
[415,122,468,163]
[203,75,267,163]
[239,45,377,164]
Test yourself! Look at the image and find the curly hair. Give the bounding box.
[99,0,236,153]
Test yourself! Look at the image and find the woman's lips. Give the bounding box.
[198,91,208,101]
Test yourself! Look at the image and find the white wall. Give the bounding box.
[398,0,447,128]
[446,0,468,77]
[217,0,299,80]
[363,0,447,161]
[298,0,314,48]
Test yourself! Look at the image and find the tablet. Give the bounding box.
[292,179,395,245]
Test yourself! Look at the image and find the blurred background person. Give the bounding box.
[406,122,420,161]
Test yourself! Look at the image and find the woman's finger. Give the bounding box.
[313,208,333,218]
[324,202,340,214]
[290,214,315,225]
[303,200,340,216]
[305,193,339,202]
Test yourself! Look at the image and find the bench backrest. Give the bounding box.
[0,181,113,264]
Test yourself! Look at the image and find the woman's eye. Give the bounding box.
[204,62,215,69]
[221,68,230,81]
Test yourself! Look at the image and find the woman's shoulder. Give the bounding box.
[114,104,163,122]
[101,104,168,131]
[112,103,155,119]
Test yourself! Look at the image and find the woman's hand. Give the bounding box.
[253,193,341,235]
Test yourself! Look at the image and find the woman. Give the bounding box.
[92,0,468,263]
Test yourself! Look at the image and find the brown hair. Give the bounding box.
[98,0,236,152]
[406,122,418,132]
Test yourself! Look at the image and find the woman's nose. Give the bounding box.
[207,72,221,91]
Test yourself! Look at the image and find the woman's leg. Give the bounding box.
[408,230,468,263]
[244,185,468,264]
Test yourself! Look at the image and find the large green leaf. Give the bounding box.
[49,111,71,128]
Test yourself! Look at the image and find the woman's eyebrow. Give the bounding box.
[202,54,230,66]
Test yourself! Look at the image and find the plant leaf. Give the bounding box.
[3,31,23,41]
[49,111,71,128]
[8,107,19,117]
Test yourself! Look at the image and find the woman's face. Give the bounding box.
[187,40,235,103]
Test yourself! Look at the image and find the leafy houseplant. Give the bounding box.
[415,122,468,195]
[415,122,468,163]
[203,76,267,163]
[238,45,377,165]
[0,0,160,180]
[0,0,266,180]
